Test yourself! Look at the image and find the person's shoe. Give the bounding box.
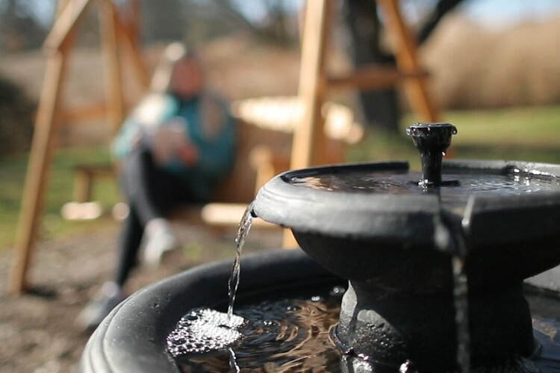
[143,218,180,267]
[76,282,125,331]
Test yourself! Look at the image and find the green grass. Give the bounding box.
[440,106,560,147]
[0,146,119,249]
[0,105,558,249]
[350,105,560,168]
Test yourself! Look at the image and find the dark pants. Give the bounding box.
[114,148,198,286]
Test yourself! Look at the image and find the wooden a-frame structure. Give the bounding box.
[8,0,438,294]
[8,0,149,295]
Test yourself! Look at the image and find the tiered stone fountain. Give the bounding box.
[81,123,560,373]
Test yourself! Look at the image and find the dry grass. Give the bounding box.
[422,14,560,109]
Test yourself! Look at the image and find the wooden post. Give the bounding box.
[283,0,334,248]
[8,0,146,294]
[99,0,125,134]
[290,0,333,170]
[115,0,150,91]
[42,0,91,52]
[74,169,93,202]
[8,0,75,295]
[376,0,439,122]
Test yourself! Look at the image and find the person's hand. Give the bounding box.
[151,117,193,164]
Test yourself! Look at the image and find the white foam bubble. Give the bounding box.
[167,308,245,357]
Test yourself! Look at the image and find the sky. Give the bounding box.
[242,0,560,29]
[461,0,560,28]
[5,0,560,31]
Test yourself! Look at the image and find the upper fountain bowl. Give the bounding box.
[253,159,560,292]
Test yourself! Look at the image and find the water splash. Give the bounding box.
[168,284,560,372]
[167,308,244,357]
[227,203,254,319]
[399,360,418,373]
[178,285,345,371]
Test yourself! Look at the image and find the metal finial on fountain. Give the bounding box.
[406,123,457,187]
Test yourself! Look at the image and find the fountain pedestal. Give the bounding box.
[336,282,533,371]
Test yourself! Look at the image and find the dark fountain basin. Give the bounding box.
[82,123,560,373]
[80,249,339,373]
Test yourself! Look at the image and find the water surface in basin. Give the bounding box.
[288,170,560,208]
[173,284,344,372]
[169,285,560,373]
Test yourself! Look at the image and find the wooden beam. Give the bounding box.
[114,7,150,91]
[127,0,142,40]
[201,203,277,229]
[60,102,107,123]
[290,0,333,170]
[376,0,439,122]
[43,0,91,52]
[249,145,290,194]
[284,0,334,248]
[73,164,115,202]
[99,0,125,134]
[327,65,429,91]
[8,0,75,295]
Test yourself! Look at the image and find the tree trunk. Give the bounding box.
[345,0,400,133]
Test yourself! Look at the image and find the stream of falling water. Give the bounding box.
[451,196,473,373]
[227,203,254,319]
[228,348,240,373]
[453,254,471,373]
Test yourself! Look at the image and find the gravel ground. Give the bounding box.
[0,221,282,373]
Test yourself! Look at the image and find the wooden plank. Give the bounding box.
[60,102,107,123]
[74,169,93,202]
[290,0,333,170]
[74,164,114,175]
[327,65,429,91]
[128,0,142,40]
[284,0,334,248]
[114,3,150,91]
[249,145,290,194]
[99,0,125,134]
[73,164,115,202]
[201,203,277,229]
[43,0,91,52]
[8,0,75,295]
[376,0,439,122]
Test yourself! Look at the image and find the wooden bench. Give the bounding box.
[68,98,363,228]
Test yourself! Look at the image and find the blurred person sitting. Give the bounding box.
[77,43,235,330]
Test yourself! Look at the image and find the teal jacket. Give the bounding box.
[113,93,235,200]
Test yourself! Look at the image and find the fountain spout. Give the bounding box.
[406,123,457,186]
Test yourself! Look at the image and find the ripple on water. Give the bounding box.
[167,286,560,373]
[171,285,344,372]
